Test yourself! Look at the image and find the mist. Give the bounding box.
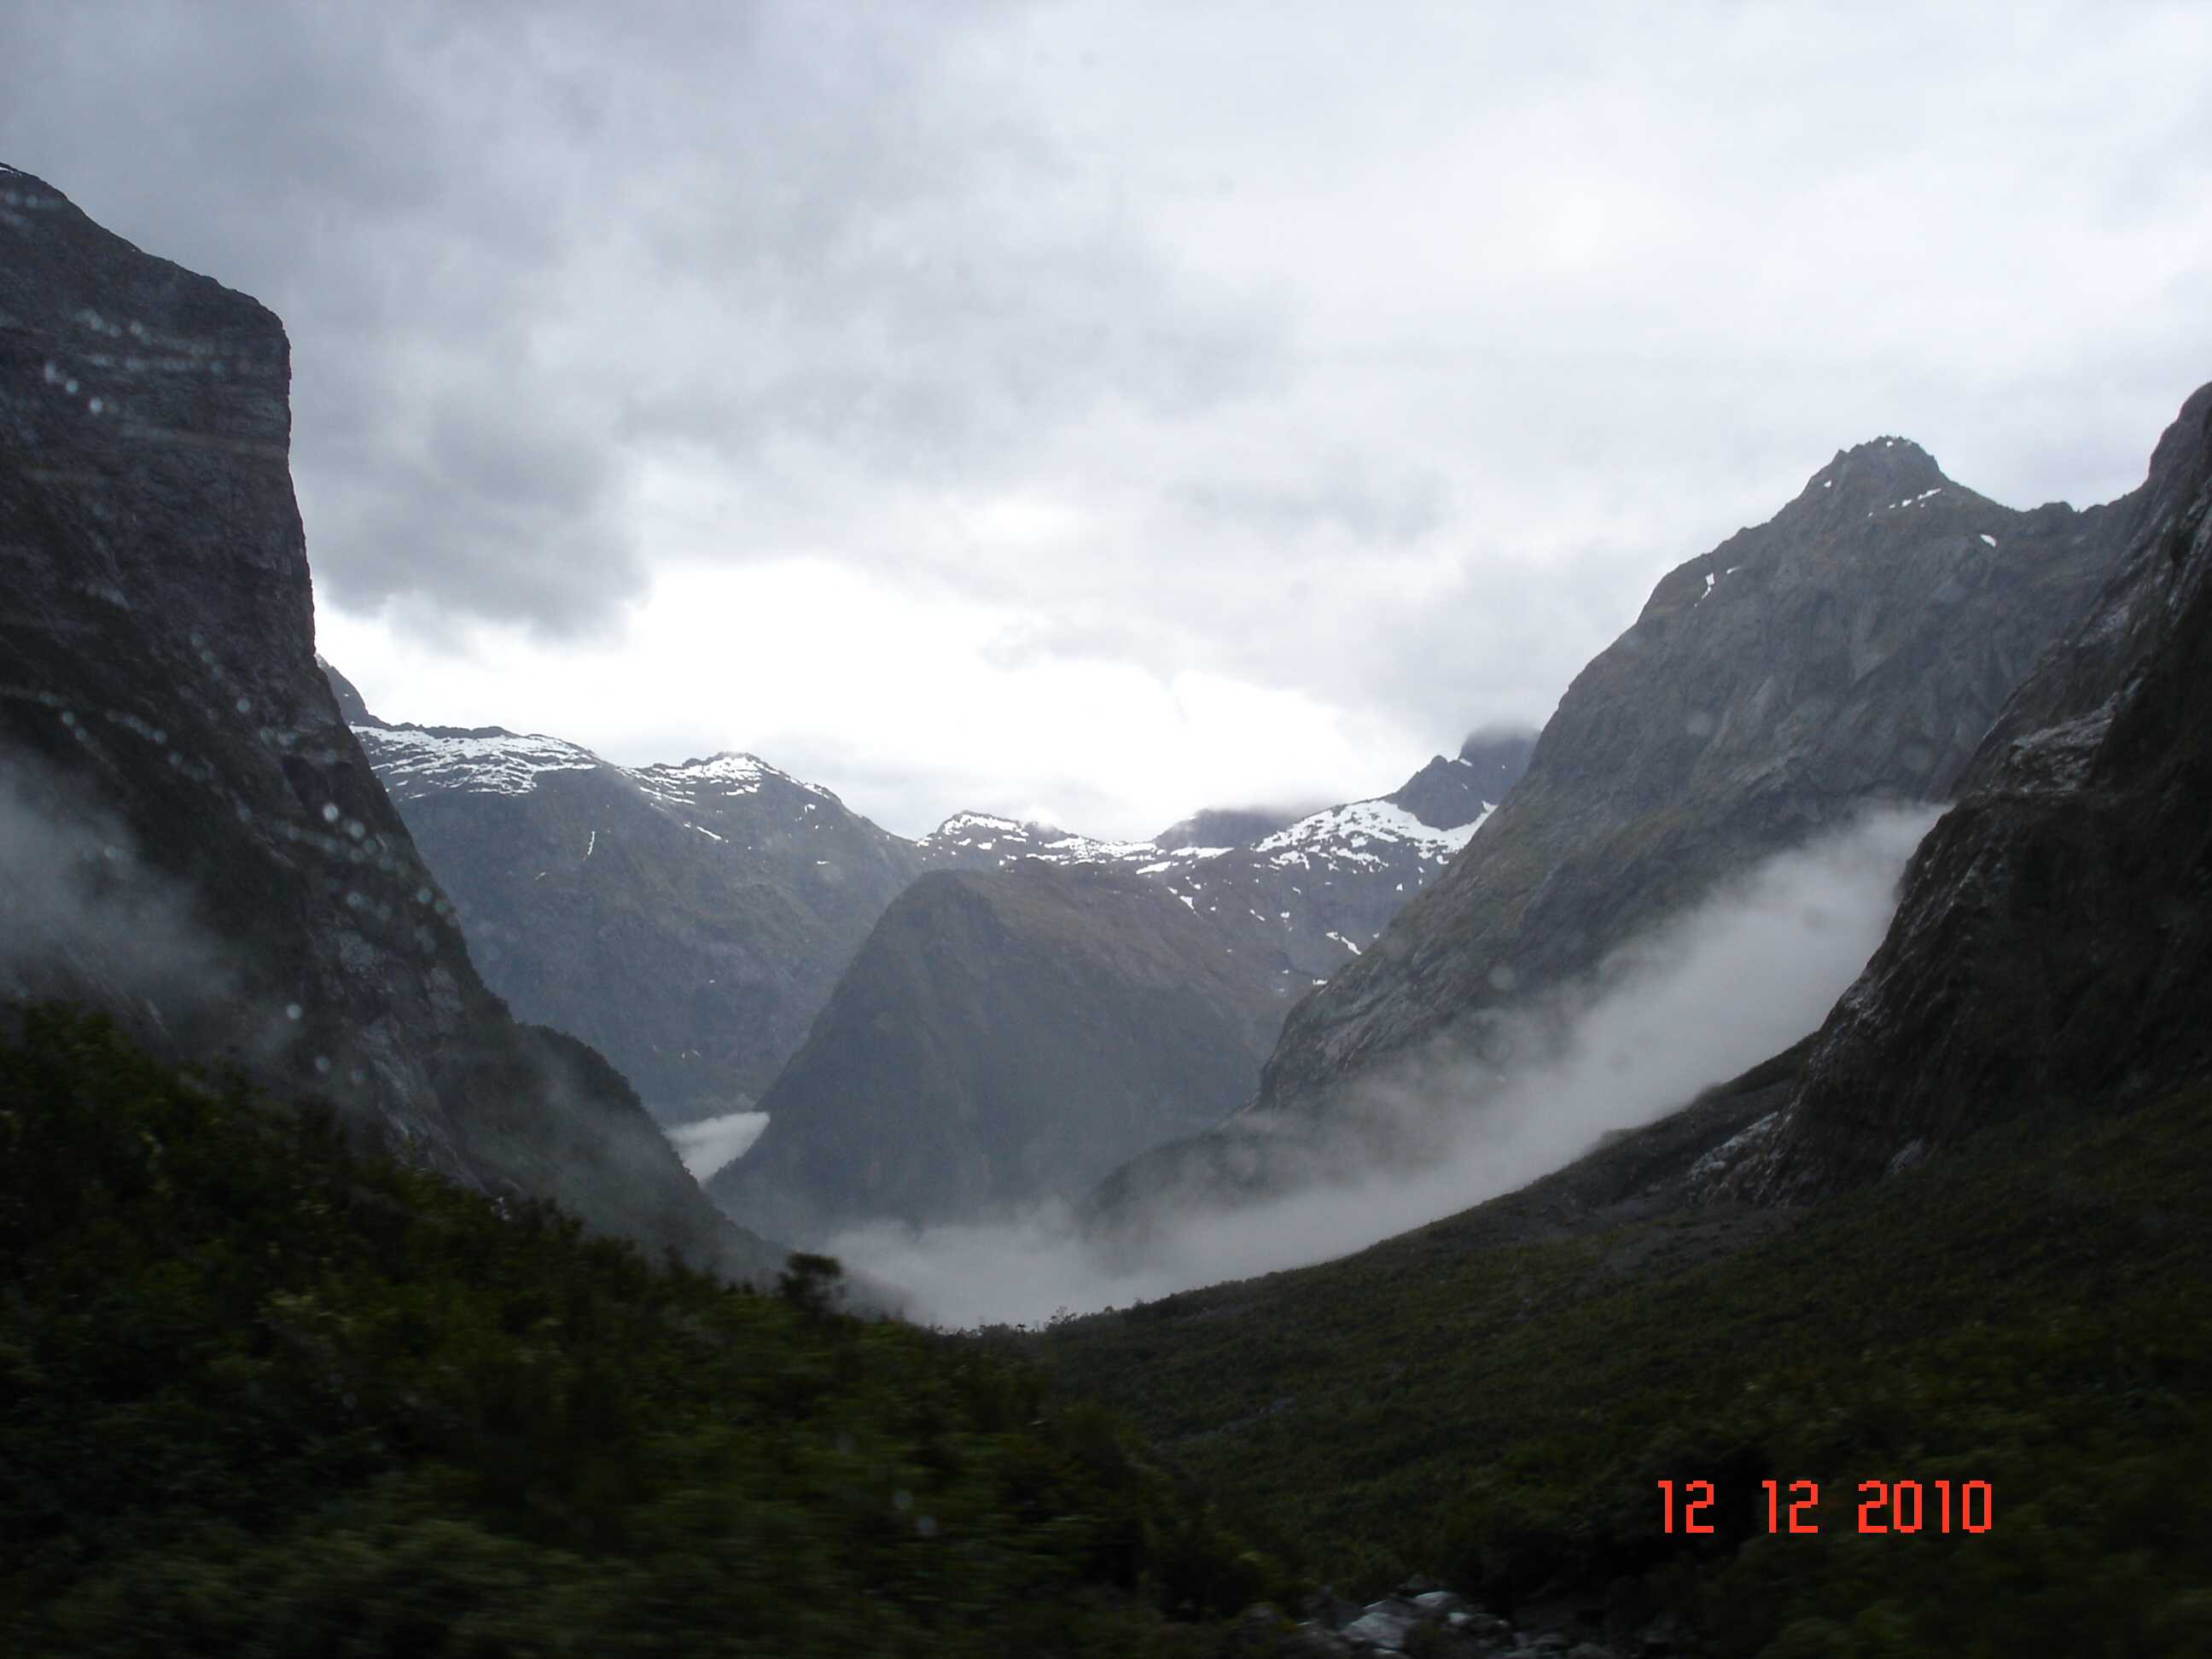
[667,1109,771,1181]
[0,760,233,1026]
[826,805,1940,1329]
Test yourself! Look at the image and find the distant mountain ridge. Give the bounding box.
[330,678,925,1125]
[335,671,1534,1132]
[686,732,1531,1243]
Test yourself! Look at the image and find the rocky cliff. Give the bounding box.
[1089,429,2133,1226]
[0,166,782,1284]
[1240,435,2126,1127]
[710,861,1291,1244]
[1712,381,2212,1201]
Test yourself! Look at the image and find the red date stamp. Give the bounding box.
[1657,1478,1993,1535]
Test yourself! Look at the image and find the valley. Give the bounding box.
[5,118,2209,1659]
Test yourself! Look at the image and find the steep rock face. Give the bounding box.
[1237,436,2127,1132]
[0,167,780,1284]
[1452,726,1540,808]
[1715,381,2212,1201]
[710,862,1289,1244]
[342,700,922,1123]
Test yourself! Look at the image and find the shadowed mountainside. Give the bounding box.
[1092,428,2135,1225]
[0,166,781,1284]
[713,861,1293,1246]
[1712,380,2212,1201]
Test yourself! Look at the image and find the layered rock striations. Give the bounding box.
[0,168,781,1283]
[710,860,1291,1244]
[1714,381,2212,1201]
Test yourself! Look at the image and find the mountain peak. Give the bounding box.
[1797,434,1953,512]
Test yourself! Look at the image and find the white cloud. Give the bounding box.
[666,1109,771,1182]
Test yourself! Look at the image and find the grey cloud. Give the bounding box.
[1174,462,1452,546]
[7,1,2209,831]
[3,0,1282,635]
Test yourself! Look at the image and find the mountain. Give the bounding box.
[1708,381,2212,1202]
[1153,805,1308,849]
[710,860,1292,1244]
[917,728,1534,987]
[0,166,782,1285]
[342,678,1530,1119]
[1093,432,2132,1221]
[332,684,923,1124]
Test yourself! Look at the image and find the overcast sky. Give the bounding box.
[6,2,2209,838]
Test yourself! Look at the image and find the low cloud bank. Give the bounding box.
[826,806,1940,1329]
[0,760,232,1023]
[667,1110,771,1181]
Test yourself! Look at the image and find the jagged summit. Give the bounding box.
[1793,434,1959,516]
[316,656,383,728]
[1392,728,1535,830]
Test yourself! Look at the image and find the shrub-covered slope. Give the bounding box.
[0,1009,1296,1656]
[1041,1080,2212,1655]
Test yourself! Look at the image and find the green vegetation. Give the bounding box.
[1041,1090,2212,1656]
[0,1008,1295,1656]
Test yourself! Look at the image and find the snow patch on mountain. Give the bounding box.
[364,727,602,801]
[1255,797,1491,870]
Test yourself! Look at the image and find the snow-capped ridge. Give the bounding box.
[364,725,603,802]
[1255,796,1491,871]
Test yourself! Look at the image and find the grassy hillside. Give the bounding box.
[1039,1089,2212,1656]
[0,1008,1295,1656]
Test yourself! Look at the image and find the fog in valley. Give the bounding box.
[825,806,1940,1328]
[668,1109,772,1180]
